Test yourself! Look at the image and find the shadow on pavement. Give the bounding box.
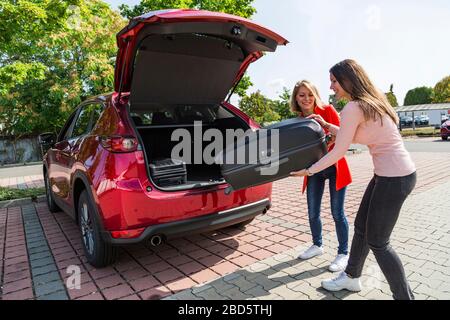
[201,257,356,300]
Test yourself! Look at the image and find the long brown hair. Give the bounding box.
[290,80,325,114]
[330,59,399,124]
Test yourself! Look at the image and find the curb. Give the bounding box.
[0,161,43,169]
[0,195,46,209]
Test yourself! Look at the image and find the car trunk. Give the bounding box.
[114,9,288,96]
[128,30,253,191]
[133,108,250,191]
[117,10,287,191]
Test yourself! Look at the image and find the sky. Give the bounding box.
[105,0,450,106]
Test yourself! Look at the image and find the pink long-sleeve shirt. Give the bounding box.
[308,101,416,177]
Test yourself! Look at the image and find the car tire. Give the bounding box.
[44,171,60,213]
[442,136,448,141]
[78,190,117,268]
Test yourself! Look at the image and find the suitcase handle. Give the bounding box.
[255,157,289,172]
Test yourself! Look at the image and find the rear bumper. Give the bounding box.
[103,198,271,245]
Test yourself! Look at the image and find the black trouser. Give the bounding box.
[345,172,417,300]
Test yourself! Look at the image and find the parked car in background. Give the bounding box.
[414,115,429,126]
[400,116,413,127]
[441,120,450,140]
[39,9,287,267]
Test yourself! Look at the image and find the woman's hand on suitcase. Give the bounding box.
[306,114,329,129]
[290,169,307,177]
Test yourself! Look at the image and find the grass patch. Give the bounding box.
[400,126,441,137]
[0,186,45,202]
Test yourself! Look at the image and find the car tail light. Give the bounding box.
[100,136,138,153]
[110,227,145,239]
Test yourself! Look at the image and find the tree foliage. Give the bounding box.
[272,87,296,120]
[328,94,348,112]
[404,86,433,106]
[239,91,280,126]
[0,0,125,136]
[385,84,399,108]
[0,0,259,138]
[119,0,256,20]
[232,74,253,98]
[432,76,450,103]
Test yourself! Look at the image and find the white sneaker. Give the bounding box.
[329,254,349,272]
[298,245,324,260]
[321,272,362,292]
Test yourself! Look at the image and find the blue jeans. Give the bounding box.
[306,166,349,255]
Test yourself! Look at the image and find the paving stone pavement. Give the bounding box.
[0,151,449,300]
[165,179,450,300]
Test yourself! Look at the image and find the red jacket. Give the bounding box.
[301,104,352,193]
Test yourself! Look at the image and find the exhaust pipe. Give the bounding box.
[263,205,271,215]
[149,235,163,247]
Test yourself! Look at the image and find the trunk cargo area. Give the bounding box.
[135,115,249,191]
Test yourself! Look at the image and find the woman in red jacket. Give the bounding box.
[290,80,352,272]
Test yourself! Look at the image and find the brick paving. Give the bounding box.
[166,178,450,300]
[0,151,449,300]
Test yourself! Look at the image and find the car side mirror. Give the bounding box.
[38,132,57,147]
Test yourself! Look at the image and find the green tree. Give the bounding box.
[272,87,296,120]
[432,76,450,103]
[239,91,280,125]
[385,84,399,108]
[328,94,348,112]
[119,0,256,98]
[232,74,253,98]
[119,0,256,20]
[0,0,125,137]
[404,86,433,106]
[0,0,78,60]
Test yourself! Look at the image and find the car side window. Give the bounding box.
[58,111,78,142]
[70,106,92,139]
[57,102,104,142]
[89,103,105,130]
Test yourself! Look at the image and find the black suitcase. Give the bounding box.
[219,118,328,191]
[149,159,187,187]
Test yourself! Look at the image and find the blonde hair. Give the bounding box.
[290,80,325,114]
[330,59,399,125]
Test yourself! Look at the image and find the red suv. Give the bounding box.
[40,9,287,267]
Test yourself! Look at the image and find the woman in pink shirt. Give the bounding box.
[292,59,417,300]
